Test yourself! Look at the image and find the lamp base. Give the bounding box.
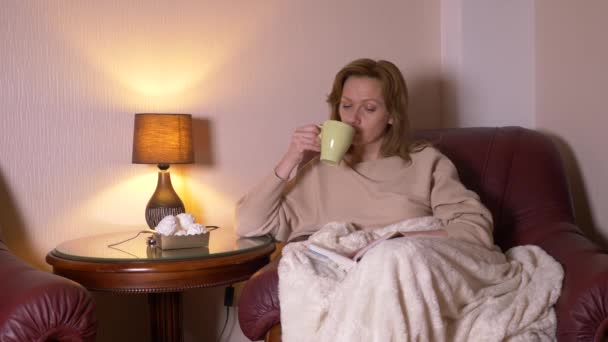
[145,169,185,229]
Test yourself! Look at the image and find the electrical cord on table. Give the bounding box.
[106,226,221,258]
[106,230,153,257]
[107,230,152,248]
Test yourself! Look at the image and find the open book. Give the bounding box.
[307,231,406,268]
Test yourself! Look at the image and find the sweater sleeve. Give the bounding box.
[430,154,494,248]
[234,172,293,241]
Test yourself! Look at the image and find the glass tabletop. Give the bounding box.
[52,230,273,262]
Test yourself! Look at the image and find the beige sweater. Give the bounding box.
[235,147,494,248]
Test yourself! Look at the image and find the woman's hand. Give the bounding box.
[274,124,321,179]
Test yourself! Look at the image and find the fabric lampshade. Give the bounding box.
[132,113,194,165]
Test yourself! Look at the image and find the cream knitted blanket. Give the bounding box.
[278,217,563,342]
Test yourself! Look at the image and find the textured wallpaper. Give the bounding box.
[0,1,441,341]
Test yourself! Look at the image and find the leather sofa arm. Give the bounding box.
[0,242,97,341]
[238,257,281,341]
[519,221,608,342]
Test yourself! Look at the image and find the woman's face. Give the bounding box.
[338,76,392,147]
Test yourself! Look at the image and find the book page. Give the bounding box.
[352,231,405,262]
[307,231,406,266]
[308,243,356,268]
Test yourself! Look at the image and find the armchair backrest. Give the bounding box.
[414,126,575,250]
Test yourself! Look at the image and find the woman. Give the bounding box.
[235,58,493,249]
[236,59,562,342]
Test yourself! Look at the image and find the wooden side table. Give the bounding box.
[46,231,275,342]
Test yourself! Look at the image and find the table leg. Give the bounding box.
[148,292,182,342]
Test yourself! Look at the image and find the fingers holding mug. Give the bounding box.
[293,124,321,152]
[286,124,321,162]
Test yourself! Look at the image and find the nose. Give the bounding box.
[343,108,362,126]
[342,117,355,126]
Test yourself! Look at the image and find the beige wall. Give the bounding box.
[441,0,535,128]
[535,1,608,245]
[0,1,440,341]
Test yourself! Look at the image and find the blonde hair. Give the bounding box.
[327,58,428,162]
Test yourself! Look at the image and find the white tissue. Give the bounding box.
[176,213,195,227]
[155,213,208,236]
[185,223,207,235]
[155,216,178,236]
[174,229,187,236]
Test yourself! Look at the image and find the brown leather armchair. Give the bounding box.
[238,127,608,342]
[0,237,97,341]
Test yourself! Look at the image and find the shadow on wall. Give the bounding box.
[407,74,443,130]
[172,117,216,223]
[94,286,239,342]
[192,117,215,167]
[182,287,226,341]
[543,131,606,248]
[93,292,149,342]
[438,73,461,128]
[0,168,44,269]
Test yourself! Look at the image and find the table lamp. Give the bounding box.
[132,113,194,229]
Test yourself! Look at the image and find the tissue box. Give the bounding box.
[155,233,209,250]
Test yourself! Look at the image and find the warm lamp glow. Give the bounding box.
[47,1,280,108]
[73,171,234,230]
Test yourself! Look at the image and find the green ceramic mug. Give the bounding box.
[319,120,355,165]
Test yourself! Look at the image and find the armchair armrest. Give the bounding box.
[0,242,97,341]
[238,257,281,341]
[521,221,608,342]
